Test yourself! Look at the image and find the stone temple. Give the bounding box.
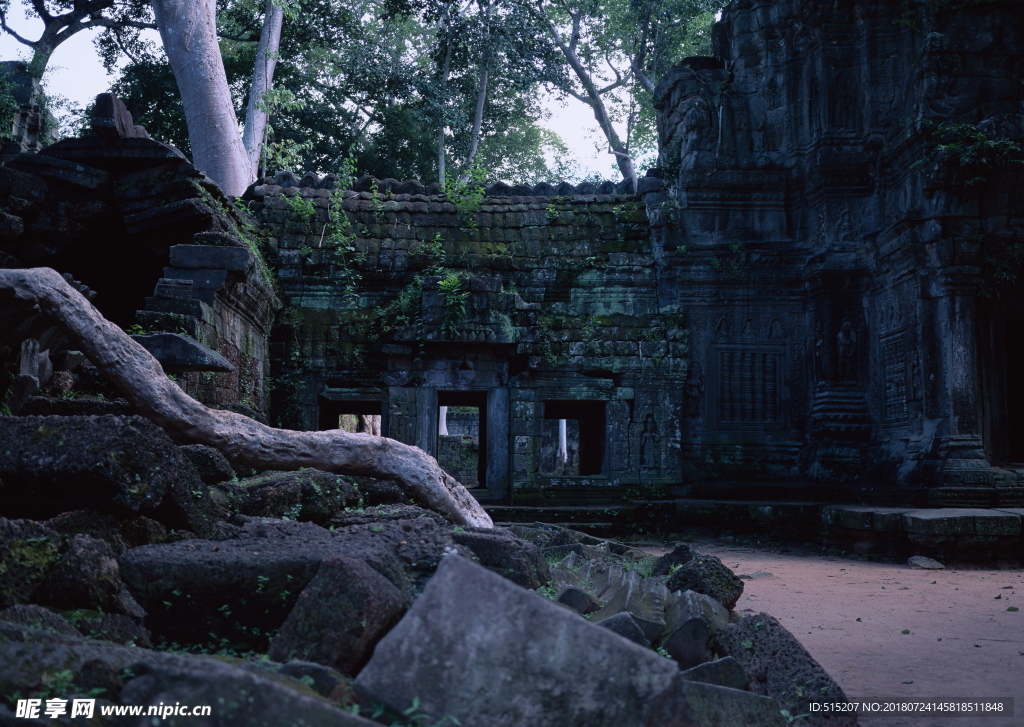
[2,0,1023,533]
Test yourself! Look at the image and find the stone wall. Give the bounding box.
[248,176,686,504]
[0,95,279,416]
[655,0,1024,506]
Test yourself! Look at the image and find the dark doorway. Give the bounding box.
[437,390,487,488]
[542,400,606,476]
[317,398,383,434]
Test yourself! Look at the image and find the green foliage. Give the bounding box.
[913,124,1024,299]
[438,272,469,338]
[369,178,386,219]
[610,552,658,577]
[535,583,559,600]
[914,122,1024,187]
[537,313,568,368]
[976,232,1024,300]
[345,697,462,726]
[541,0,723,174]
[286,194,317,227]
[445,164,488,230]
[0,73,19,136]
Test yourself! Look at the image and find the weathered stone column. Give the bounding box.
[932,265,994,493]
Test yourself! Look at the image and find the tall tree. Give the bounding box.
[152,0,251,195]
[0,0,151,78]
[536,0,720,185]
[240,0,285,176]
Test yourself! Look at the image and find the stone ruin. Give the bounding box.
[2,0,1024,519]
[1,0,1024,722]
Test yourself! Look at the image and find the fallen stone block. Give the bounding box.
[120,513,461,648]
[558,586,599,614]
[662,616,712,669]
[0,518,62,608]
[715,613,856,727]
[0,621,376,726]
[664,589,730,637]
[129,332,234,372]
[0,604,80,636]
[680,656,750,691]
[591,569,667,642]
[645,677,786,727]
[653,542,696,575]
[215,469,361,524]
[907,555,945,569]
[355,554,686,726]
[268,555,407,676]
[666,554,745,609]
[597,611,651,647]
[33,534,142,617]
[0,415,184,518]
[179,443,236,485]
[451,526,552,589]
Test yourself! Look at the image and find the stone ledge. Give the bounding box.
[822,505,1022,536]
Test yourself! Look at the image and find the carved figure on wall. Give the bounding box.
[767,77,780,110]
[836,320,858,382]
[837,207,856,242]
[809,76,823,134]
[684,360,704,418]
[678,96,713,170]
[641,414,660,470]
[910,350,923,401]
[813,326,826,381]
[831,71,856,129]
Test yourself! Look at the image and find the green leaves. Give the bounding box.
[439,272,469,338]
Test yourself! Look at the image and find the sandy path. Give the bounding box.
[689,543,1024,726]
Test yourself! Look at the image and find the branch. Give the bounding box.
[90,16,157,31]
[30,0,55,24]
[0,11,39,46]
[0,268,494,529]
[217,30,260,42]
[568,7,580,54]
[631,57,655,93]
[596,75,630,95]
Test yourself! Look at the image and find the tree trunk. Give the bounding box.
[539,3,637,187]
[436,10,454,188]
[0,267,493,528]
[241,0,285,177]
[153,0,252,196]
[459,0,492,181]
[460,65,488,180]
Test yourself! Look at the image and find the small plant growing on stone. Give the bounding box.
[369,178,386,219]
[438,272,469,338]
[286,194,317,232]
[445,163,487,231]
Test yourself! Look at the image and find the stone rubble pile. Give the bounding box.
[0,409,856,726]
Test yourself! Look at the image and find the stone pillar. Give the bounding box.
[932,266,994,491]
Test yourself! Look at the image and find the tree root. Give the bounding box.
[0,267,493,528]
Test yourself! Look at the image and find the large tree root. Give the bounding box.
[0,268,493,528]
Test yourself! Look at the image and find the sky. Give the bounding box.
[0,5,622,182]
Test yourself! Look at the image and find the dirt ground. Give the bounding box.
[675,541,1024,726]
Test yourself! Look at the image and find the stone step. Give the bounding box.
[822,505,1023,536]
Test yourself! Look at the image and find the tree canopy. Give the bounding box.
[3,0,722,185]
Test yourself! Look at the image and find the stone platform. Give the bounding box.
[486,501,1024,562]
[821,505,1024,562]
